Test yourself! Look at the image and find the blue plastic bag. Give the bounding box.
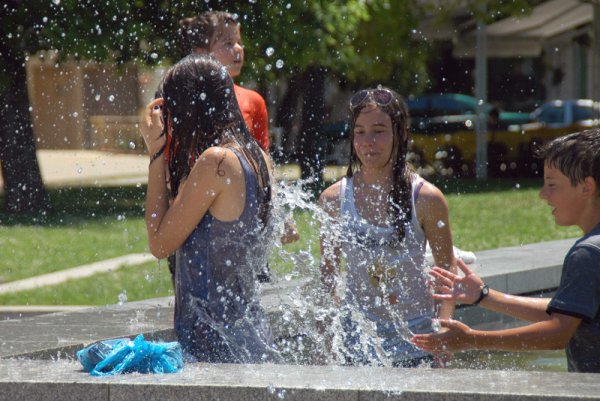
[76,334,184,376]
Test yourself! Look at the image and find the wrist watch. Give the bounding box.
[473,284,489,305]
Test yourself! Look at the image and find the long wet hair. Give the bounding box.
[159,55,271,227]
[346,87,413,241]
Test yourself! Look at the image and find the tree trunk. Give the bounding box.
[0,57,49,213]
[297,66,326,195]
[274,73,301,162]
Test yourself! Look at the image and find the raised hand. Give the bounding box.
[140,98,166,157]
[429,258,485,305]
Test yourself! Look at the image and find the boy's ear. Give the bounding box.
[581,176,598,198]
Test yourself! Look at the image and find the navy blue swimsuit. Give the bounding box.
[174,148,280,363]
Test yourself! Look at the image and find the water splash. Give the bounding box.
[260,178,435,366]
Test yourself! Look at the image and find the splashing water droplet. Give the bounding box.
[267,384,276,394]
[128,141,136,150]
[275,59,284,69]
[118,291,127,305]
[437,220,446,228]
[108,95,115,102]
[265,47,275,57]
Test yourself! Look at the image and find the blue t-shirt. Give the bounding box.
[547,223,600,373]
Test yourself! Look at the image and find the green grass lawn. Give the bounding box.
[0,260,173,306]
[0,179,581,306]
[446,186,580,251]
[0,187,148,283]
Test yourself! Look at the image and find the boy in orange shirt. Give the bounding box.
[162,12,289,283]
[179,11,269,150]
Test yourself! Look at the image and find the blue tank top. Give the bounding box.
[174,147,280,363]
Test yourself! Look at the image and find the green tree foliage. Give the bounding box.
[0,0,540,212]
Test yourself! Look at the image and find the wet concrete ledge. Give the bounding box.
[1,238,594,401]
[0,238,574,359]
[1,358,600,401]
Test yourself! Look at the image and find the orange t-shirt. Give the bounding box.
[234,84,270,151]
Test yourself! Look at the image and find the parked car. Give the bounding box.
[528,99,600,128]
[406,93,531,133]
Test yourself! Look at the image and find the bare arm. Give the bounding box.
[416,182,457,320]
[412,312,581,353]
[481,291,552,322]
[429,260,552,322]
[140,99,234,259]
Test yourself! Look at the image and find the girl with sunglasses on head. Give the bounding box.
[140,55,280,364]
[319,87,457,368]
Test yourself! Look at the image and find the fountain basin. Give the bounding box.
[2,239,595,401]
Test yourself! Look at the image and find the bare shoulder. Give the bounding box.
[415,179,449,213]
[319,180,343,217]
[191,146,241,177]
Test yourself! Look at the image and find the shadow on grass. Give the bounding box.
[0,185,146,226]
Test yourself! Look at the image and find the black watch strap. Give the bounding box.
[473,284,489,305]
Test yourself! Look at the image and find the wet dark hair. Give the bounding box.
[179,11,239,56]
[158,55,271,226]
[346,87,413,241]
[535,128,600,189]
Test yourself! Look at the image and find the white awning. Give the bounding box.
[453,0,593,58]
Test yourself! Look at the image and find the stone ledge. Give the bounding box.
[0,239,576,361]
[0,359,599,401]
[472,238,573,294]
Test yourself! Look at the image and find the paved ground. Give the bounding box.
[0,254,155,296]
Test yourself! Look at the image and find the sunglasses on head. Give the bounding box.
[349,88,394,110]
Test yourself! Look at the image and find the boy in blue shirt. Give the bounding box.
[412,129,600,372]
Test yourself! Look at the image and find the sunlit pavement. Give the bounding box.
[0,254,155,296]
[0,150,347,191]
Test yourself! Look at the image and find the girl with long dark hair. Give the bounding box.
[140,55,279,363]
[319,87,457,367]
